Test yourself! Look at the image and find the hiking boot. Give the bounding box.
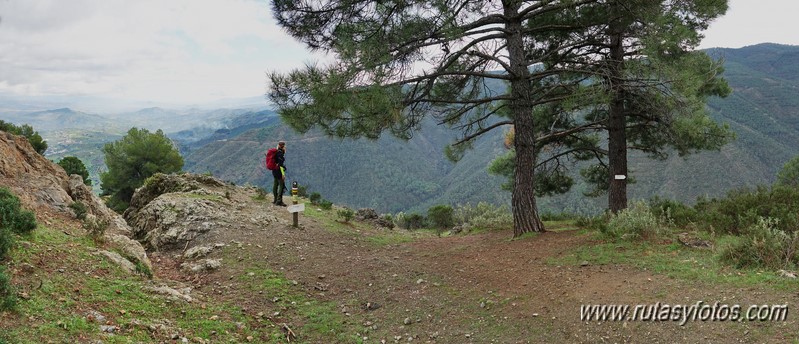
[276,201,288,207]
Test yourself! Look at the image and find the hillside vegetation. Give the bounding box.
[179,44,799,215]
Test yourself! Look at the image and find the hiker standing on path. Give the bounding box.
[266,141,288,206]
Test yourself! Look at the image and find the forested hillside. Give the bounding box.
[183,115,508,213]
[182,44,799,214]
[628,43,799,199]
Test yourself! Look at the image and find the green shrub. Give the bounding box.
[720,217,799,270]
[776,155,799,187]
[0,120,47,155]
[453,202,513,230]
[394,212,427,230]
[0,228,11,261]
[575,213,610,232]
[694,185,799,234]
[604,201,662,240]
[319,199,333,210]
[648,196,697,227]
[0,266,16,311]
[405,213,426,230]
[337,207,355,223]
[309,192,322,205]
[0,188,36,235]
[83,216,109,244]
[393,212,408,229]
[427,205,454,230]
[297,184,308,198]
[57,156,91,186]
[135,261,153,279]
[69,202,88,220]
[100,127,183,212]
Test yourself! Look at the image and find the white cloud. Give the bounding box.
[700,0,799,49]
[2,0,793,106]
[0,0,324,104]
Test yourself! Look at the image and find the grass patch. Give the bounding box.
[543,219,582,232]
[1,225,263,343]
[235,269,362,343]
[510,231,540,241]
[305,203,428,247]
[548,232,799,290]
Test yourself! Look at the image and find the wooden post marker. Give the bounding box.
[289,181,302,227]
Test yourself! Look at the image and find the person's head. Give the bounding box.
[278,141,286,152]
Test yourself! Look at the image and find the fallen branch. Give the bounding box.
[282,323,297,342]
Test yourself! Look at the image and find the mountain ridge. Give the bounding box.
[181,43,799,214]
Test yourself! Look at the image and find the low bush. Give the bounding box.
[604,201,663,240]
[309,192,322,205]
[83,215,109,244]
[0,188,37,235]
[694,185,799,234]
[393,212,408,229]
[394,212,427,230]
[69,201,88,220]
[720,217,799,270]
[319,199,333,210]
[427,205,454,230]
[648,196,698,227]
[575,213,610,233]
[0,188,35,313]
[337,207,355,223]
[297,184,308,198]
[405,213,427,230]
[0,228,11,262]
[0,266,16,311]
[453,202,513,230]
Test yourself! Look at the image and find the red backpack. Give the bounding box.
[265,148,278,170]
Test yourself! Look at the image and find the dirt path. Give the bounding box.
[151,200,798,343]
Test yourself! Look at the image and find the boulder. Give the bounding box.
[124,173,283,252]
[356,208,379,221]
[184,245,214,259]
[373,215,395,229]
[96,250,137,273]
[181,259,222,273]
[127,195,219,250]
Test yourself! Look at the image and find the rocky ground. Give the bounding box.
[124,173,798,343]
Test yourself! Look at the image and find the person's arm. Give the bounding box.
[278,151,286,170]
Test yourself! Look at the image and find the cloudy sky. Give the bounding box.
[0,0,797,108]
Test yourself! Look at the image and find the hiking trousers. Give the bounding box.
[272,170,285,203]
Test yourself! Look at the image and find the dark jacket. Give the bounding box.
[271,148,285,179]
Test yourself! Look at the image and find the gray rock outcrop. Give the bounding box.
[0,131,151,272]
[123,173,285,252]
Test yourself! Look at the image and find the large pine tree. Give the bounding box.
[489,0,733,213]
[269,0,598,236]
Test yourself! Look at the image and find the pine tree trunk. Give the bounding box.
[505,1,545,236]
[607,9,628,214]
[607,91,628,214]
